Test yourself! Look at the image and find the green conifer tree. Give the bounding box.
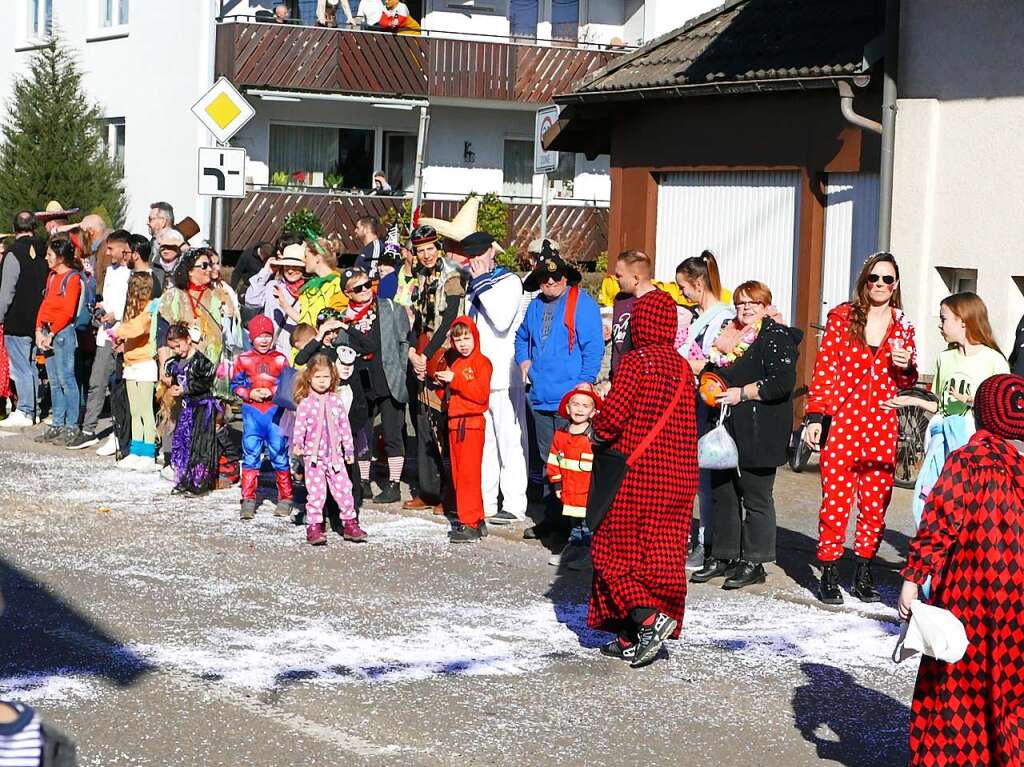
[0,36,126,229]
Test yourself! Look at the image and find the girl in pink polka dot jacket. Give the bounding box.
[804,252,918,606]
[291,354,368,546]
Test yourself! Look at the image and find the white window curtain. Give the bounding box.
[270,125,340,178]
[503,139,534,199]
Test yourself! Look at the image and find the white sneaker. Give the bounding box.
[160,464,176,482]
[0,410,34,429]
[96,435,118,457]
[134,457,160,473]
[116,454,142,470]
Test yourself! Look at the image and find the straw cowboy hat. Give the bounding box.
[268,243,307,269]
[418,196,479,243]
[35,200,80,223]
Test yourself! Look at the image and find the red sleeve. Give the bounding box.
[901,448,971,584]
[36,272,81,333]
[547,431,565,485]
[806,310,844,416]
[449,357,492,406]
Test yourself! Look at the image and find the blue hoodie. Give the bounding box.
[514,287,603,411]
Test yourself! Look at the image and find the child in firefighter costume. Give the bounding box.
[546,384,602,568]
[805,253,917,605]
[232,314,294,520]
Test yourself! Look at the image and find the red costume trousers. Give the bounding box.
[448,415,485,528]
[816,407,898,562]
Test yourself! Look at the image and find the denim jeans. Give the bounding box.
[526,406,567,487]
[44,326,79,427]
[4,334,38,417]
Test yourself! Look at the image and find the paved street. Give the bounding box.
[0,431,918,766]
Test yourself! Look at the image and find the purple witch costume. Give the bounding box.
[164,352,220,495]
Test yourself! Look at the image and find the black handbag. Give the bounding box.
[585,375,691,533]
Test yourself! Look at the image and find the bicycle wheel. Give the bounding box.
[894,402,931,489]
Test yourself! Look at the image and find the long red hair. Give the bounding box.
[941,292,1002,355]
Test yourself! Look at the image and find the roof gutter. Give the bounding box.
[877,0,900,251]
[837,80,881,135]
[555,75,852,105]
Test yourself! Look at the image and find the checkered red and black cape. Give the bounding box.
[589,290,698,638]
[902,430,1024,766]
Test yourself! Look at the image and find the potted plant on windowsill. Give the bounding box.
[324,173,344,193]
[269,171,289,190]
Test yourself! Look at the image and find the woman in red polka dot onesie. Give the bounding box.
[804,253,918,605]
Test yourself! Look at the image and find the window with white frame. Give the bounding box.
[25,0,53,40]
[99,0,129,28]
[101,118,126,176]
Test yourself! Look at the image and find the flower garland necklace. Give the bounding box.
[708,319,762,367]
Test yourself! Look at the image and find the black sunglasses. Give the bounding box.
[348,282,371,294]
[867,274,896,285]
[193,262,211,270]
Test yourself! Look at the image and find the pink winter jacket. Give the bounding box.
[291,391,354,471]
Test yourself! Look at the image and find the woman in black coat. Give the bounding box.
[690,280,802,589]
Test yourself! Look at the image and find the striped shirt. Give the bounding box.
[0,702,42,767]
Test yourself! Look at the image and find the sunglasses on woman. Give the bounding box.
[193,262,211,270]
[867,274,896,285]
[348,282,371,294]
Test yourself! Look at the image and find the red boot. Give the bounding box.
[274,470,294,517]
[306,523,327,546]
[341,518,368,543]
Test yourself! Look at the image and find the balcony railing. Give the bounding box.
[215,22,622,103]
[226,190,608,262]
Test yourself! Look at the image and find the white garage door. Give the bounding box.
[821,173,880,324]
[655,171,801,321]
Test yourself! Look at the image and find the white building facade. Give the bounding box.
[0,0,716,247]
[891,0,1024,373]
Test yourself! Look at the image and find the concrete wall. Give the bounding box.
[0,0,222,235]
[890,0,1024,373]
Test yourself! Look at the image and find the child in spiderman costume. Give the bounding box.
[232,314,293,520]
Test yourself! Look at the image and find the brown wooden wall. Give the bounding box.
[217,22,618,103]
[226,192,608,263]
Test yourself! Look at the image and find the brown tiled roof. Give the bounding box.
[561,0,884,100]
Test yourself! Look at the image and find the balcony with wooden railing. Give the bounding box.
[215,21,623,103]
[226,190,608,263]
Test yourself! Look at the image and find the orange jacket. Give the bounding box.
[546,428,594,518]
[444,316,492,418]
[36,269,82,334]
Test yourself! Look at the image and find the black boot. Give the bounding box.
[722,561,766,590]
[361,479,374,501]
[818,562,844,605]
[690,558,732,584]
[851,557,881,603]
[373,480,401,504]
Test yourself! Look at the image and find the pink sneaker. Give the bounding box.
[306,524,327,546]
[341,518,368,543]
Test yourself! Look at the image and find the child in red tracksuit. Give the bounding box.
[547,384,603,568]
[435,316,492,543]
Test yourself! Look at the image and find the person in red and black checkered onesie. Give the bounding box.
[900,373,1024,766]
[589,289,698,668]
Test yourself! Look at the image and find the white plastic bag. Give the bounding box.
[698,405,739,470]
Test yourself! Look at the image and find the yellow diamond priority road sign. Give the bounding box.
[191,77,255,144]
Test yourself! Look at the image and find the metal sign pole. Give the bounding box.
[412,106,430,216]
[540,173,549,240]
